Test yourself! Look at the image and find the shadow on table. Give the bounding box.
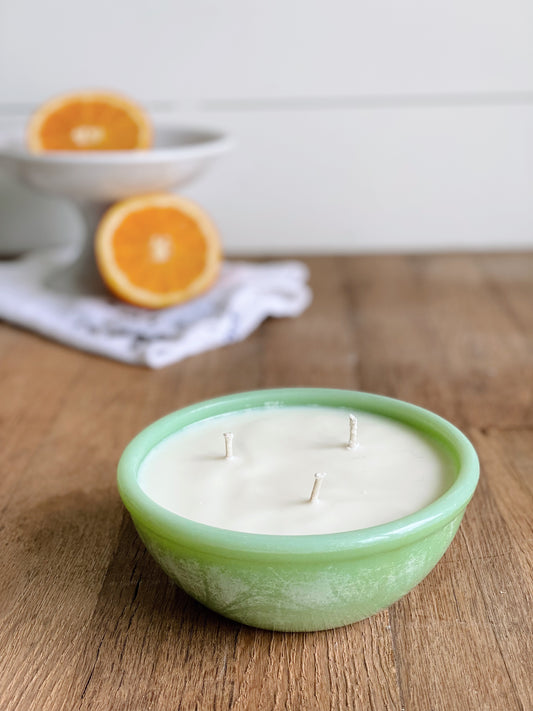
[5,488,281,705]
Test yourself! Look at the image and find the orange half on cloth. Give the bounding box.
[95,194,222,309]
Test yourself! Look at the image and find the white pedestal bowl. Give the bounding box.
[0,125,232,291]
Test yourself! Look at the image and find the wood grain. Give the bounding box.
[0,253,532,711]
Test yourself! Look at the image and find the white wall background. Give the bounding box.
[1,0,533,255]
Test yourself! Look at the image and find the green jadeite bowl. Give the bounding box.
[117,388,479,632]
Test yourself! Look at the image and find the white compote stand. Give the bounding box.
[0,125,232,292]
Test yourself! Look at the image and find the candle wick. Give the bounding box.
[223,432,234,460]
[309,472,327,504]
[347,414,359,450]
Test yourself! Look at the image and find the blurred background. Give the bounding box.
[1,0,532,255]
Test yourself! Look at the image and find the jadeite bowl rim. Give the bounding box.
[117,388,479,558]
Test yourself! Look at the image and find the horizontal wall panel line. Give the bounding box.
[2,91,533,118]
[200,91,533,112]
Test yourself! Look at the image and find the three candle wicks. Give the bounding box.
[222,413,359,504]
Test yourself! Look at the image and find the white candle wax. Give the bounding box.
[138,406,455,535]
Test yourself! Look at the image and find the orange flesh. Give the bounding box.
[112,207,208,294]
[38,100,143,150]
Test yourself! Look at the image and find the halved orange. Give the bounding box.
[95,194,222,309]
[27,90,152,152]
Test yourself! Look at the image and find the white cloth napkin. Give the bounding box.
[0,244,312,368]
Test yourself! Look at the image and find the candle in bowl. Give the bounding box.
[117,389,479,632]
[139,407,455,535]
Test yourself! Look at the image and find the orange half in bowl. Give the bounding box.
[27,90,152,152]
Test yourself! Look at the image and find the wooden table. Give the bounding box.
[1,254,532,711]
